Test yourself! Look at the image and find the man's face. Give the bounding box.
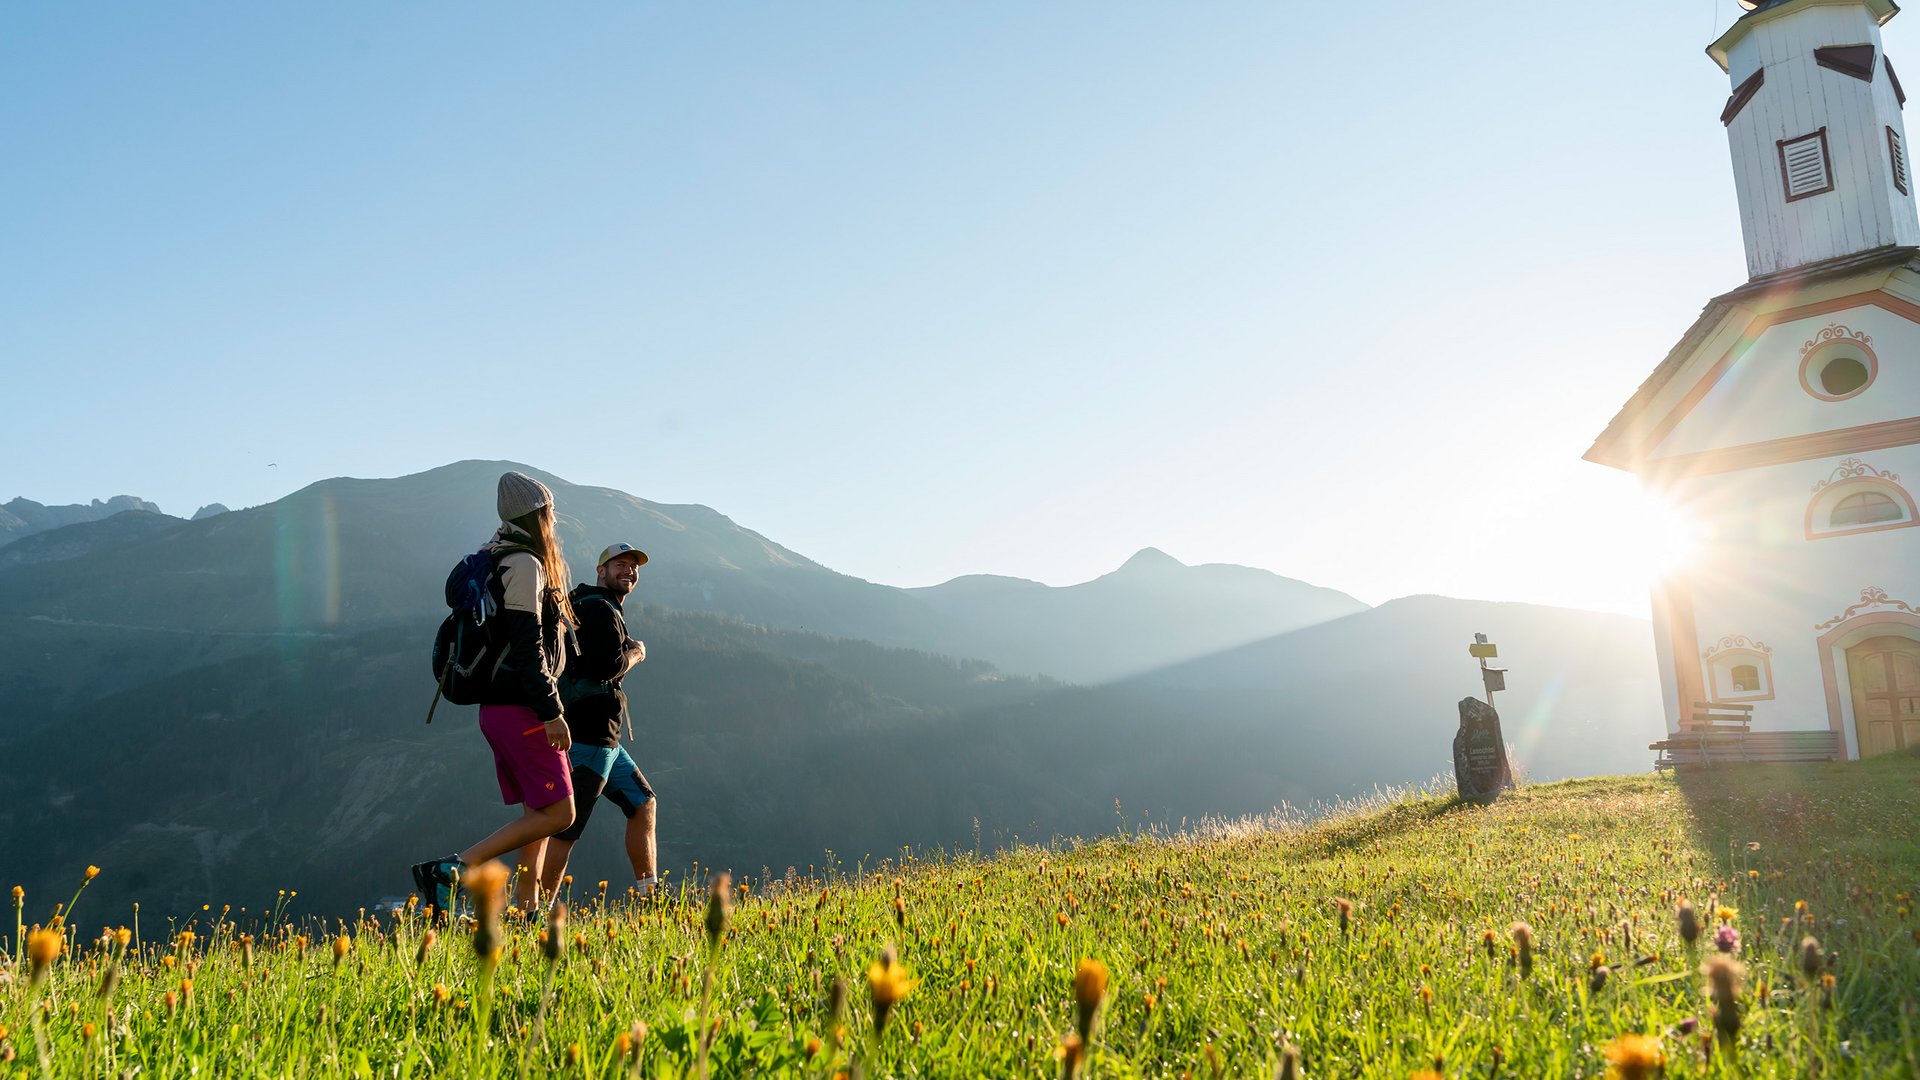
[598,554,643,596]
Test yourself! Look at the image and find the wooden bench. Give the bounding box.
[1683,700,1754,733]
[1651,708,1840,768]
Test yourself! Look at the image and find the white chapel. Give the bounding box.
[1587,0,1920,758]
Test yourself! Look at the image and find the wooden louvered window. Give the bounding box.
[1816,44,1877,81]
[1722,69,1765,126]
[1890,126,1910,194]
[1778,129,1835,201]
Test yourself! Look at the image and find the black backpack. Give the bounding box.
[425,543,531,723]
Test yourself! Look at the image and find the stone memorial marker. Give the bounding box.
[1453,696,1515,802]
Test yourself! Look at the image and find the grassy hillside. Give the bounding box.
[11,755,1917,1077]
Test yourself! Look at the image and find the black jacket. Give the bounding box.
[560,583,634,747]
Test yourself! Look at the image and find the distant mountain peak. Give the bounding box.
[1117,547,1184,573]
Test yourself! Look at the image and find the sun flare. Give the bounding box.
[1625,486,1706,579]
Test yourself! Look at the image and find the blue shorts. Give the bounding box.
[553,744,653,842]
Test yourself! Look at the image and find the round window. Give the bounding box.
[1798,335,1878,401]
[1819,355,1870,396]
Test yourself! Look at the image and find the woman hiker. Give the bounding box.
[411,470,577,913]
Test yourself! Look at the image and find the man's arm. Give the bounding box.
[617,638,646,677]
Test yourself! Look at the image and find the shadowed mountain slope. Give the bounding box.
[0,510,188,571]
[1130,594,1664,783]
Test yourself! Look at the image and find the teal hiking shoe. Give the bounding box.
[410,856,462,915]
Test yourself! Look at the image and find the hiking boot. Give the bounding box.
[410,856,463,916]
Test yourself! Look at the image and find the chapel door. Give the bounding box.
[1845,635,1920,756]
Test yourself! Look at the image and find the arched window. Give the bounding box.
[1806,460,1918,540]
[1830,491,1903,526]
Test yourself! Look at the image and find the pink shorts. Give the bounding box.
[478,704,572,809]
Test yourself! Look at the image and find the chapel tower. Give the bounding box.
[1714,0,1920,277]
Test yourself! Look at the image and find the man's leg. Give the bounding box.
[625,798,657,883]
[603,747,658,888]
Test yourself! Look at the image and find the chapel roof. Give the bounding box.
[1585,243,1920,470]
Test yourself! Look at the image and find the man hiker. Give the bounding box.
[520,541,658,909]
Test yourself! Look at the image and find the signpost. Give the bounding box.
[1454,633,1517,802]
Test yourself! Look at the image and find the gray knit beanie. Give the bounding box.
[497,470,554,522]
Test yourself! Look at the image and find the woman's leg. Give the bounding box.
[537,835,578,899]
[461,799,574,868]
[513,838,548,910]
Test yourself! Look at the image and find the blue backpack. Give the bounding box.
[425,544,531,722]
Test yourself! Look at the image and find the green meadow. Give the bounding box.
[8,754,1918,1078]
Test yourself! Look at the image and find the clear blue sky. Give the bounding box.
[0,1,1827,614]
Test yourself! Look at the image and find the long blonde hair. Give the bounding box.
[508,504,577,629]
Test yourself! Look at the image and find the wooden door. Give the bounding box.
[1846,635,1920,756]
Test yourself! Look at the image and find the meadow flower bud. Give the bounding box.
[705,872,732,949]
[1057,1033,1086,1080]
[827,974,849,1046]
[1602,1033,1663,1080]
[544,903,567,964]
[1703,955,1744,1045]
[9,886,21,902]
[1275,1042,1301,1080]
[1798,937,1823,982]
[465,861,509,960]
[1510,922,1535,978]
[1677,901,1700,948]
[27,927,63,984]
[415,929,436,966]
[866,946,915,1035]
[1589,965,1610,993]
[1073,957,1108,1041]
[97,963,120,1001]
[332,934,351,965]
[1333,898,1353,936]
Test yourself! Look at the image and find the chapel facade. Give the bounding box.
[1587,0,1920,758]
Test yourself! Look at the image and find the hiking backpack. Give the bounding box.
[425,544,530,723]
